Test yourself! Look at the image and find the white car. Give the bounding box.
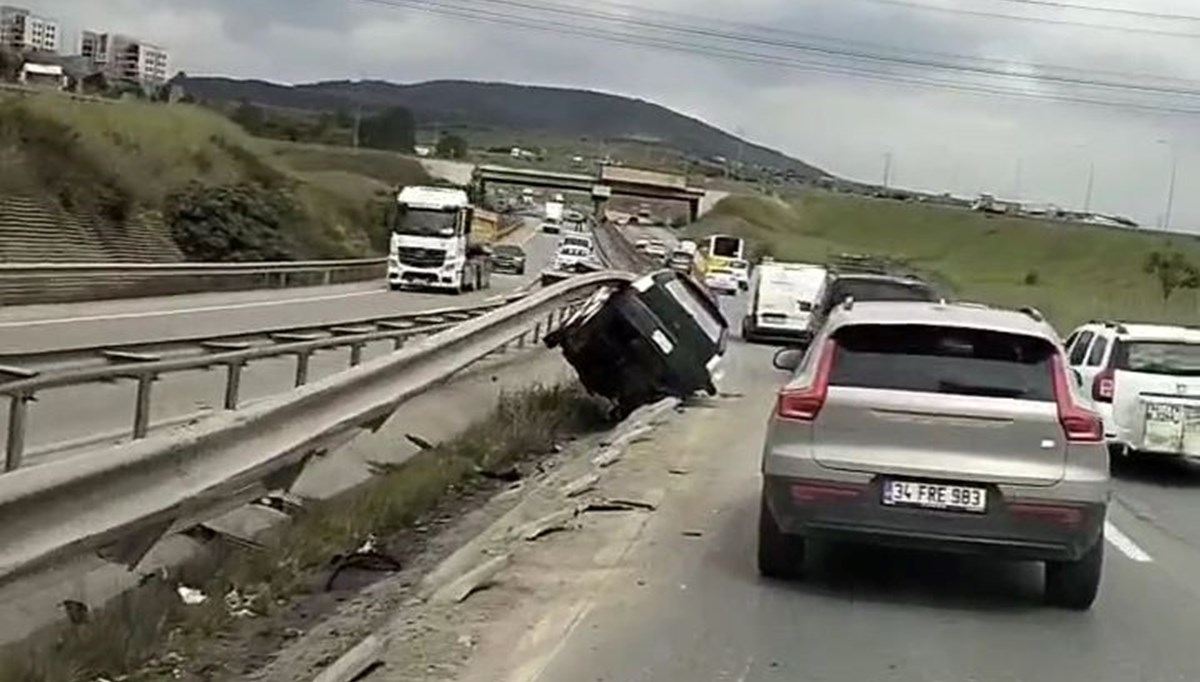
[554,246,598,270]
[729,259,751,290]
[1064,320,1200,463]
[704,267,739,294]
[644,240,668,260]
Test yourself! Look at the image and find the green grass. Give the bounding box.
[0,383,608,682]
[689,191,1200,330]
[0,94,438,260]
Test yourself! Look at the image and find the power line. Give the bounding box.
[367,0,1200,98]
[975,0,1200,22]
[451,0,1200,89]
[359,0,1200,116]
[844,0,1200,38]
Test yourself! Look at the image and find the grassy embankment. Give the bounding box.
[690,191,1200,330]
[0,383,608,682]
[0,93,431,259]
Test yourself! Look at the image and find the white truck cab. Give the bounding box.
[1064,320,1200,461]
[388,186,491,294]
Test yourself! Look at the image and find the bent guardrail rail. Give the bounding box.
[0,293,532,471]
[0,258,388,306]
[0,271,634,586]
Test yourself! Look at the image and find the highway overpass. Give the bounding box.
[473,164,708,220]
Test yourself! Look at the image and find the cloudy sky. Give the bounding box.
[36,0,1200,230]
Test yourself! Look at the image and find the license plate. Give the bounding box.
[881,480,987,513]
[1143,402,1200,455]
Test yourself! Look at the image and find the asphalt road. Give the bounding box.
[0,220,544,357]
[498,292,1200,682]
[2,226,560,464]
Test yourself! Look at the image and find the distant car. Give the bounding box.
[554,245,598,270]
[704,266,739,295]
[643,240,668,261]
[812,272,941,331]
[760,300,1109,610]
[729,259,751,291]
[541,219,563,234]
[634,239,651,253]
[1064,320,1200,464]
[559,234,595,254]
[743,262,829,345]
[490,244,527,275]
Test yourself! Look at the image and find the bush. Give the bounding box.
[165,183,301,261]
[1023,270,1040,286]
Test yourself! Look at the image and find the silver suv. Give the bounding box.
[760,300,1110,609]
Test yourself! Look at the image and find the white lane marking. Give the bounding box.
[1105,520,1153,562]
[0,289,385,329]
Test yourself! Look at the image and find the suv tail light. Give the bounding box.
[1051,355,1104,443]
[776,340,836,421]
[1091,368,1114,403]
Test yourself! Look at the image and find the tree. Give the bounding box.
[230,100,266,134]
[165,183,299,262]
[435,133,469,159]
[1144,250,1200,301]
[358,107,416,152]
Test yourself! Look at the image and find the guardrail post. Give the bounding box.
[532,322,541,343]
[224,362,244,410]
[133,374,154,439]
[517,331,526,349]
[294,351,312,387]
[350,343,365,367]
[5,393,30,472]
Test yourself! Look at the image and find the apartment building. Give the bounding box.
[81,31,168,85]
[0,5,60,53]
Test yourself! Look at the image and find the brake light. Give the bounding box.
[1051,354,1104,443]
[776,339,836,421]
[1091,368,1114,403]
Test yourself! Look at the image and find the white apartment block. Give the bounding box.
[0,5,60,53]
[81,31,168,85]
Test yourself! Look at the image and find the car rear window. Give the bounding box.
[829,324,1056,401]
[494,245,523,255]
[1115,341,1200,376]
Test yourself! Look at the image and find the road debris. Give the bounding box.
[681,530,704,538]
[430,553,512,604]
[177,586,208,606]
[512,508,579,541]
[561,472,602,498]
[582,498,657,513]
[591,446,624,468]
[310,634,387,682]
[405,433,436,450]
[325,536,404,591]
[667,467,690,475]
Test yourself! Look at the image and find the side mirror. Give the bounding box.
[773,348,806,372]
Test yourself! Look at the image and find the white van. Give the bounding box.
[742,262,829,345]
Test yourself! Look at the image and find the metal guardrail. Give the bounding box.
[0,258,388,306]
[0,271,633,585]
[0,293,533,471]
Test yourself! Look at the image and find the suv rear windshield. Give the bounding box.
[1115,341,1200,376]
[829,324,1056,401]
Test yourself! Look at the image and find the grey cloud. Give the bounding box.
[29,0,1200,228]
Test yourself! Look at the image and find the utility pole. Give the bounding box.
[882,152,893,188]
[1083,161,1094,213]
[1157,139,1177,231]
[1013,157,1023,199]
[352,104,362,149]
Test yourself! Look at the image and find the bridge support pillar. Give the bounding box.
[688,198,700,223]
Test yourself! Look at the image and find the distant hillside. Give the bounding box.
[177,77,827,179]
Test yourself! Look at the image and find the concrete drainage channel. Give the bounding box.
[301,396,680,682]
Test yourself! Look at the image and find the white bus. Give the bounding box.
[706,235,745,264]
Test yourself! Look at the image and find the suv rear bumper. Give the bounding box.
[763,475,1104,562]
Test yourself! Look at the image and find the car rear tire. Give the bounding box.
[757,495,805,579]
[1044,533,1103,610]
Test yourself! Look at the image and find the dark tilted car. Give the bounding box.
[491,244,527,275]
[546,269,729,418]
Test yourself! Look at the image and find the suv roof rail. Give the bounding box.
[1018,306,1045,323]
[841,296,855,311]
[1085,319,1129,334]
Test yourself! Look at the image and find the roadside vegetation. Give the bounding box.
[0,93,432,262]
[689,191,1200,329]
[0,383,609,682]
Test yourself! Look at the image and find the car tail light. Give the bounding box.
[1091,368,1114,403]
[776,340,836,421]
[1008,501,1085,527]
[1051,355,1104,443]
[791,480,865,503]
